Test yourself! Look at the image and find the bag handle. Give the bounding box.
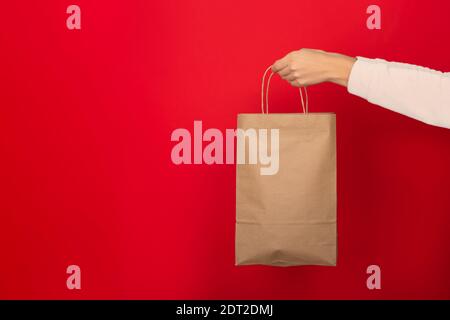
[261,65,308,114]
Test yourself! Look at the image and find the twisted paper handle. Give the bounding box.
[261,65,308,114]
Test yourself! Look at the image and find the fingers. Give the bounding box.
[285,72,298,81]
[278,67,292,77]
[272,50,303,85]
[271,57,289,73]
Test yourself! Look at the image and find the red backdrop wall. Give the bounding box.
[1,0,450,299]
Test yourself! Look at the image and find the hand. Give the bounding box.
[272,48,356,87]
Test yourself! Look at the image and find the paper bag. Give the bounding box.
[235,70,337,266]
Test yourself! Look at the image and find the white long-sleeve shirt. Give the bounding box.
[347,57,450,129]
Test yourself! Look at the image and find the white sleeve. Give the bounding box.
[347,56,450,129]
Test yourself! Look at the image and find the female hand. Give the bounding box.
[272,48,356,87]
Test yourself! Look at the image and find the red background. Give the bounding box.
[1,0,450,299]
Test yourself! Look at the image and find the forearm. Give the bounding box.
[348,57,450,129]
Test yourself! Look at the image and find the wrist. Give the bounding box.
[325,53,356,87]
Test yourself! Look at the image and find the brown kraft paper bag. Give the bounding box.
[235,69,337,266]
